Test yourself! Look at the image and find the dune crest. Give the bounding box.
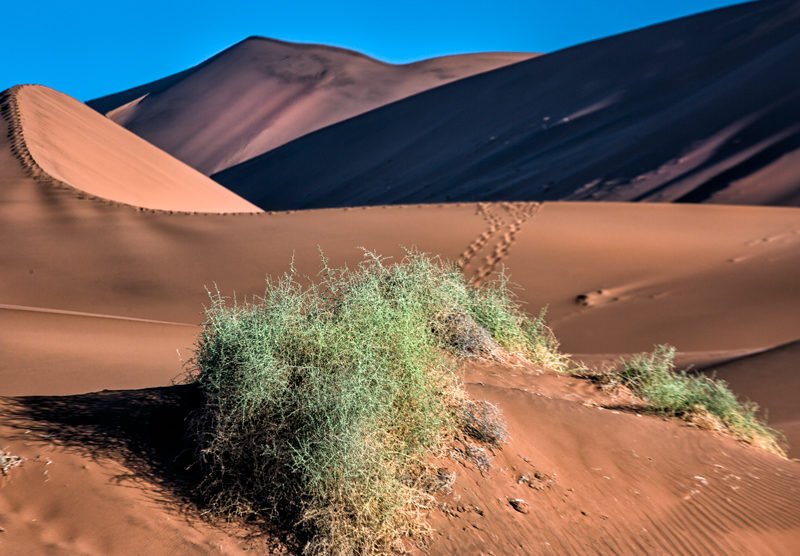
[1,85,259,213]
[89,38,534,175]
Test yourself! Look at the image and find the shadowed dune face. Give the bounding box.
[6,86,259,213]
[89,38,533,175]
[213,1,800,210]
[708,341,800,458]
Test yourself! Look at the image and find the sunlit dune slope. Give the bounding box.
[427,363,800,554]
[88,38,533,174]
[4,85,259,212]
[213,1,800,209]
[2,360,800,555]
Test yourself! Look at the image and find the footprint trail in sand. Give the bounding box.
[457,201,541,286]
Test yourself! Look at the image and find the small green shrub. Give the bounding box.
[619,345,785,456]
[190,251,562,554]
[466,272,570,371]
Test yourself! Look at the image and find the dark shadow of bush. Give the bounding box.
[1,385,299,551]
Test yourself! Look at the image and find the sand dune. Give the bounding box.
[214,1,800,209]
[0,306,195,397]
[2,86,258,213]
[3,86,799,399]
[432,365,800,554]
[88,38,533,175]
[2,78,799,552]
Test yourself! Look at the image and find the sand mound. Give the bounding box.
[427,363,800,554]
[213,1,800,209]
[88,38,533,174]
[2,85,259,212]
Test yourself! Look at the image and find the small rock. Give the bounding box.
[508,498,529,514]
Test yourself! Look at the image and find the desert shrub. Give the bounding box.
[463,400,508,445]
[619,345,785,456]
[466,271,569,371]
[433,311,499,358]
[190,251,560,554]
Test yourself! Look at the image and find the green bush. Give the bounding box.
[466,272,569,371]
[619,345,785,456]
[189,251,562,554]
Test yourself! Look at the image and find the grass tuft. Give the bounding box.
[466,271,570,371]
[619,345,786,456]
[189,250,561,554]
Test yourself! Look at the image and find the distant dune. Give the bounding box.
[213,1,800,209]
[88,38,533,175]
[4,85,258,212]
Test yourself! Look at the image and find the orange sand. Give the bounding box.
[2,15,799,551]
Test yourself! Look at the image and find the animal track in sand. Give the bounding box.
[575,289,616,307]
[457,201,540,287]
[745,230,800,247]
[456,203,503,270]
[574,282,667,308]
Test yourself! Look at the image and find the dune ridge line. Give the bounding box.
[0,85,261,216]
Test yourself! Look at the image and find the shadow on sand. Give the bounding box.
[2,384,298,552]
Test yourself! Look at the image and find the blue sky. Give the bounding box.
[2,0,741,101]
